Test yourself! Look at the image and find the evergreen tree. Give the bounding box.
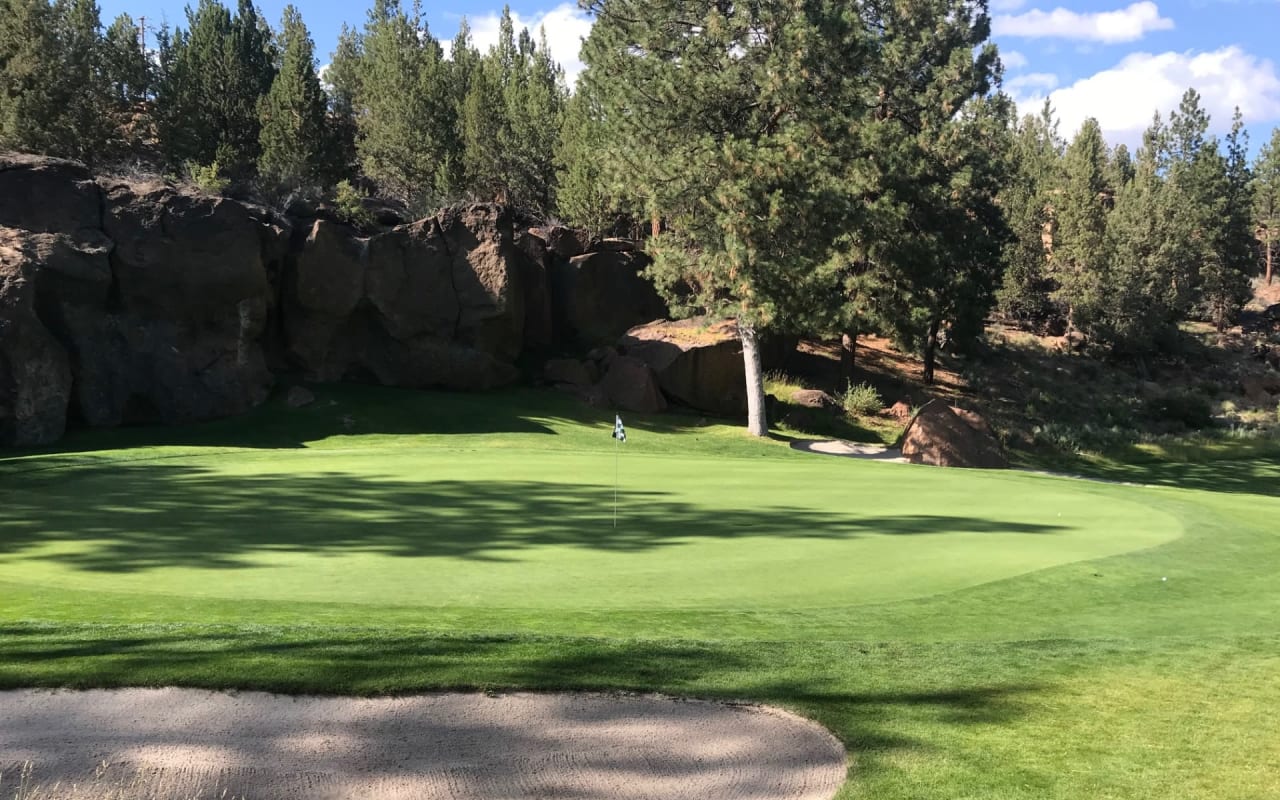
[355,0,455,207]
[839,0,1009,384]
[102,13,149,108]
[1053,117,1111,336]
[0,0,64,154]
[156,0,276,178]
[0,0,112,162]
[100,13,152,159]
[324,24,362,184]
[459,8,566,213]
[1203,108,1255,329]
[1100,127,1185,359]
[997,100,1065,327]
[581,0,874,435]
[1254,127,1280,285]
[555,83,630,235]
[257,5,328,191]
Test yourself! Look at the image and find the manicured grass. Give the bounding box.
[2,384,1278,798]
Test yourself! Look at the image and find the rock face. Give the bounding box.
[0,233,73,445]
[550,250,668,347]
[621,317,746,417]
[283,207,522,390]
[0,155,687,447]
[899,400,1007,469]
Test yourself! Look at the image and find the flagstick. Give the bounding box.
[614,433,619,528]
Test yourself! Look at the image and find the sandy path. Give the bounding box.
[0,689,846,800]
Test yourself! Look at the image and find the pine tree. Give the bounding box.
[257,5,328,192]
[324,24,362,184]
[555,84,629,235]
[0,0,65,154]
[0,0,112,162]
[1054,117,1111,336]
[1203,108,1255,329]
[840,0,1009,384]
[355,0,455,208]
[1254,127,1280,285]
[459,8,566,214]
[997,100,1065,327]
[582,0,875,435]
[155,0,276,179]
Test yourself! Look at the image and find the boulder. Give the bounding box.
[528,225,591,259]
[285,219,368,375]
[790,389,840,411]
[620,317,746,417]
[1260,370,1280,394]
[0,233,73,446]
[286,385,315,408]
[886,401,913,423]
[899,400,1007,469]
[599,355,668,414]
[594,238,638,253]
[549,250,667,347]
[544,358,593,387]
[950,406,993,436]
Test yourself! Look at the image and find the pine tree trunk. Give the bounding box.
[922,317,940,385]
[840,331,858,390]
[1268,231,1274,286]
[740,322,768,437]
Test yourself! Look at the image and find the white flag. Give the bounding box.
[612,414,626,443]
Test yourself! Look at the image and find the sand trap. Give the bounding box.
[0,689,846,800]
[790,439,908,462]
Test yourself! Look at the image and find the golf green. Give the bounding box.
[0,444,1178,623]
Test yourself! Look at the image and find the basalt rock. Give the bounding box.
[898,400,1007,469]
[550,250,667,348]
[620,318,746,417]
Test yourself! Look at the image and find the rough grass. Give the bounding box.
[2,385,1278,799]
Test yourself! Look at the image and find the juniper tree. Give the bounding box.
[581,0,875,435]
[1254,128,1280,285]
[257,6,328,191]
[1204,108,1256,329]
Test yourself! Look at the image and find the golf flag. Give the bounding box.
[612,414,627,443]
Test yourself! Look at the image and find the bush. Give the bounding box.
[184,160,229,195]
[841,382,883,416]
[333,179,374,228]
[1146,390,1214,430]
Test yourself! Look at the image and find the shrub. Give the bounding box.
[841,382,883,416]
[1146,390,1214,430]
[184,160,229,195]
[333,179,374,228]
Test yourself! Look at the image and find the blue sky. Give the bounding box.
[100,0,1280,151]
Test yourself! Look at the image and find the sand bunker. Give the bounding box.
[789,439,908,462]
[0,689,846,800]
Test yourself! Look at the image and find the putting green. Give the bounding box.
[0,446,1179,616]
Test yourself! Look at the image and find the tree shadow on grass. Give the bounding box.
[0,464,1068,573]
[0,623,1042,784]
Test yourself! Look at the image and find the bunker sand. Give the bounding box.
[0,688,846,800]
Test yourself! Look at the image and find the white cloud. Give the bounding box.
[449,4,595,86]
[994,1,1174,43]
[1010,46,1280,145]
[1006,72,1060,93]
[1001,49,1029,70]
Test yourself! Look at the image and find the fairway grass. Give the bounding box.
[2,385,1278,798]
